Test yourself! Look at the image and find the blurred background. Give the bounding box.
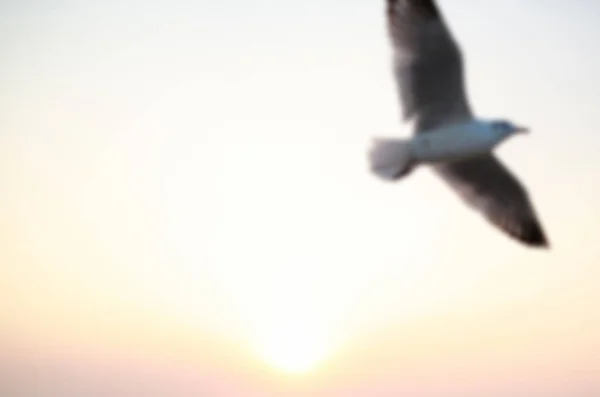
[1,0,599,396]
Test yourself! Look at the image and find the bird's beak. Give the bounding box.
[515,126,529,134]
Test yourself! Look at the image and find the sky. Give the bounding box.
[1,0,599,396]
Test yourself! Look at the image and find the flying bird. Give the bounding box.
[369,0,549,248]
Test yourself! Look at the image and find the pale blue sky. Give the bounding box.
[1,1,600,396]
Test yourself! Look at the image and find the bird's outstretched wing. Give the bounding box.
[387,1,548,247]
[434,156,549,247]
[387,0,471,131]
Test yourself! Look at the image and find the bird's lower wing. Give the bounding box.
[433,155,549,248]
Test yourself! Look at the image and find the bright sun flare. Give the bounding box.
[259,334,327,373]
[253,318,332,374]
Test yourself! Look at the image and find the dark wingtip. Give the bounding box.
[387,0,441,20]
[491,216,550,249]
[415,0,441,18]
[520,222,550,249]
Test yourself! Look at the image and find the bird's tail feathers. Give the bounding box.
[369,138,415,181]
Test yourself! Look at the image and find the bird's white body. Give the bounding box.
[410,119,507,164]
[370,119,515,181]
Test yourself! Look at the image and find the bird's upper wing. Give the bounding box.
[434,155,549,247]
[387,0,472,131]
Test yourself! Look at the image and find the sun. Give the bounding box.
[248,310,334,375]
[257,325,330,374]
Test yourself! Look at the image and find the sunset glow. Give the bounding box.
[2,1,600,396]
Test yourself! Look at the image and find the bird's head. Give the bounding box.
[490,120,529,137]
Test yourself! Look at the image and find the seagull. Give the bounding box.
[368,0,549,248]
